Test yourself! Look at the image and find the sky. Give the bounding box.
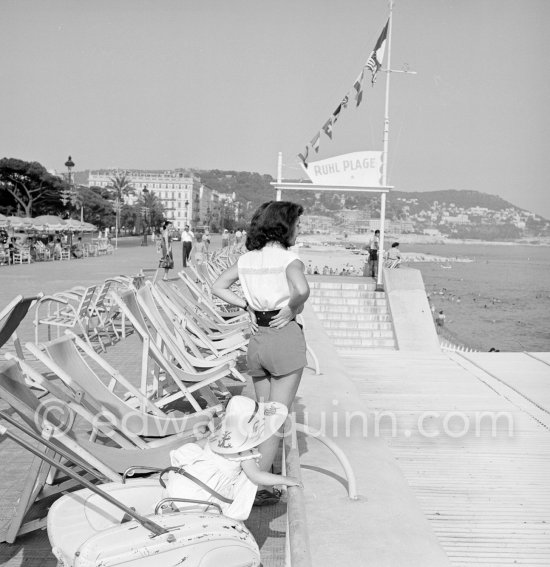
[1,0,549,218]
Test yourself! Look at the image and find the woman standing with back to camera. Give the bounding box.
[212,201,309,506]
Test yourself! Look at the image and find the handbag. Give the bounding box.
[159,253,174,269]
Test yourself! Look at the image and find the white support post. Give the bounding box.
[378,1,393,291]
[377,192,386,290]
[276,152,283,202]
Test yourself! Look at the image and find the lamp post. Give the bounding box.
[184,199,189,226]
[113,198,122,249]
[63,156,76,247]
[140,186,150,246]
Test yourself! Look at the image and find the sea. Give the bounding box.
[402,243,550,352]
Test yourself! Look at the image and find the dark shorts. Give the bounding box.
[247,320,307,378]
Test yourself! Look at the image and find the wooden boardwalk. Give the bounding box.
[343,351,550,566]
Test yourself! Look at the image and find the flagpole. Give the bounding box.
[276,152,283,201]
[376,0,393,291]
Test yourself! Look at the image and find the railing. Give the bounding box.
[283,418,312,567]
[283,417,359,566]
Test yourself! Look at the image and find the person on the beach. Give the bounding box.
[181,224,194,268]
[364,229,380,278]
[212,200,309,506]
[164,396,302,520]
[384,242,402,269]
[436,310,446,328]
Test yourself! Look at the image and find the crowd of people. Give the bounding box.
[155,225,248,279]
[0,232,91,264]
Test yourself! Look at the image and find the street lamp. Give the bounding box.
[140,185,150,246]
[184,200,189,225]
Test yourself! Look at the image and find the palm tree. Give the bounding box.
[107,173,135,238]
[108,173,135,202]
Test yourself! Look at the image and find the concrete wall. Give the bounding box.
[383,267,441,352]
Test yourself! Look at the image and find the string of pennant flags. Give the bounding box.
[298,19,389,168]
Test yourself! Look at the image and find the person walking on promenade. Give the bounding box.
[364,229,380,278]
[164,396,302,520]
[160,220,174,280]
[181,224,194,268]
[221,229,229,248]
[212,201,309,506]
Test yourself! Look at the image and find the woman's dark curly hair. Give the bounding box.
[246,201,304,251]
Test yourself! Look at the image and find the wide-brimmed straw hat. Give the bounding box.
[208,396,287,455]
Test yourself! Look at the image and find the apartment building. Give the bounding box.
[88,169,200,229]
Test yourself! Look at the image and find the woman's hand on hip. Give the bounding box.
[248,308,258,334]
[269,306,295,329]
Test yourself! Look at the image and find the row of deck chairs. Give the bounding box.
[0,267,251,543]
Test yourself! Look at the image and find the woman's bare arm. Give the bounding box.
[211,262,246,308]
[269,259,310,329]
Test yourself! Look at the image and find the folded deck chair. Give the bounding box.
[149,282,249,363]
[156,280,249,335]
[0,293,43,359]
[0,407,106,543]
[86,280,121,350]
[110,289,236,409]
[34,284,97,348]
[0,358,200,479]
[26,332,218,438]
[137,283,247,382]
[178,269,249,322]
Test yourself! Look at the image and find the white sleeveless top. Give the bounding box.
[237,242,301,311]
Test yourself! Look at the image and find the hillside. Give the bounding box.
[390,189,522,213]
[74,168,544,223]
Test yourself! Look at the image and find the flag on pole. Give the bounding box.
[297,19,389,166]
[353,70,364,107]
[322,118,333,139]
[366,19,389,85]
[332,103,342,123]
[298,146,309,168]
[310,132,321,153]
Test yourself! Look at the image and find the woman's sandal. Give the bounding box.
[253,489,282,507]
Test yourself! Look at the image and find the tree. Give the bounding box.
[107,173,135,202]
[0,158,67,217]
[82,187,116,229]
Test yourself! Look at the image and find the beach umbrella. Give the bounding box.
[64,219,86,231]
[31,215,67,231]
[4,216,34,229]
[80,222,97,233]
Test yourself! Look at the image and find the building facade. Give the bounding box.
[88,169,200,229]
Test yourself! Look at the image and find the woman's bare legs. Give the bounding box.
[253,368,303,489]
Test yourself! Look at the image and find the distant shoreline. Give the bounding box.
[300,233,550,247]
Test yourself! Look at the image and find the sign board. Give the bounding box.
[304,151,383,187]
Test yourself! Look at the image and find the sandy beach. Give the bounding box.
[296,240,550,352]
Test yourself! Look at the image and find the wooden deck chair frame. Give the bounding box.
[148,282,249,364]
[0,358,199,477]
[0,406,107,543]
[137,283,247,383]
[0,293,43,359]
[33,285,97,348]
[86,280,121,350]
[110,289,235,409]
[156,281,249,335]
[26,332,217,438]
[178,269,249,323]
